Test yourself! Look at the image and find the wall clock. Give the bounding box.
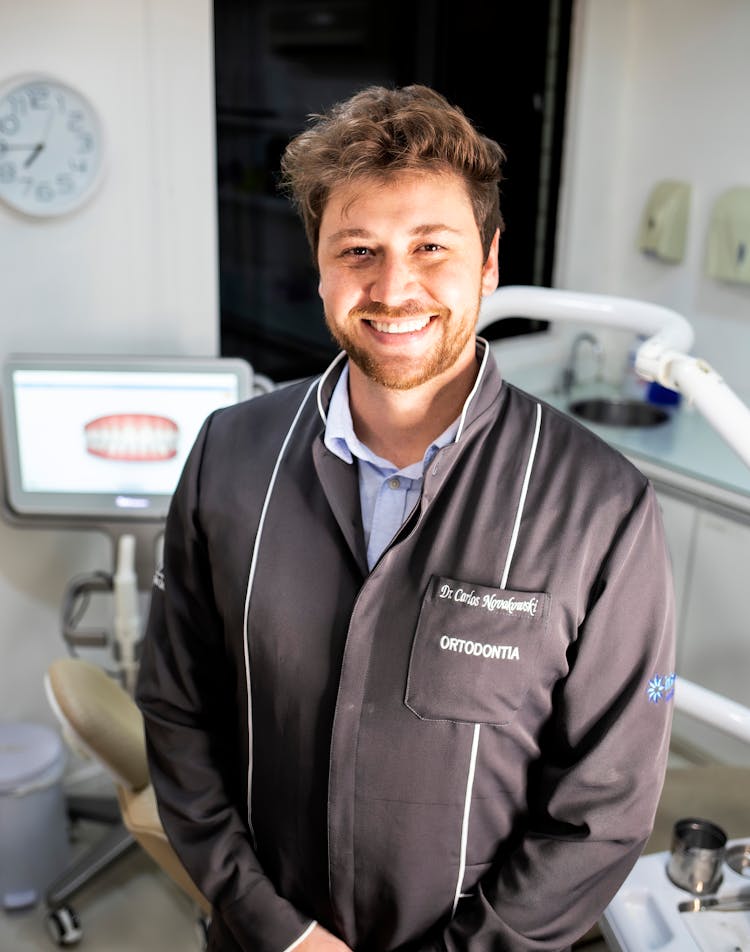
[0,75,105,218]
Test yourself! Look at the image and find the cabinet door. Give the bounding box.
[655,491,697,642]
[676,509,750,764]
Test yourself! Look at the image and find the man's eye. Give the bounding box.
[420,243,444,253]
[343,247,372,257]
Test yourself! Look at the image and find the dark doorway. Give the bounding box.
[214,0,573,381]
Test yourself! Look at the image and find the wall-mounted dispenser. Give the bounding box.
[706,186,750,286]
[637,180,691,264]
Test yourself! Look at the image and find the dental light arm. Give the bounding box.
[478,285,750,469]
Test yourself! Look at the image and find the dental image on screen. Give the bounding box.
[11,368,241,507]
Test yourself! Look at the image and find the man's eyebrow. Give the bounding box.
[325,224,462,243]
[410,223,463,237]
[325,227,373,243]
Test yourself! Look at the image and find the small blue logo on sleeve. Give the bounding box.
[647,672,676,704]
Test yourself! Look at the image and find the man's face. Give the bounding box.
[317,170,499,391]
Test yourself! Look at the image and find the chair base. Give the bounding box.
[46,812,136,910]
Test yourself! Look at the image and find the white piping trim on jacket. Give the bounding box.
[451,401,543,913]
[316,350,348,425]
[455,337,491,442]
[242,377,321,839]
[281,920,318,952]
[452,722,481,914]
[501,402,542,589]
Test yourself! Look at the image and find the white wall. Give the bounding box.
[554,0,750,396]
[0,1,217,728]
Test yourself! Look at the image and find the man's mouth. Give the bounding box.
[367,315,433,334]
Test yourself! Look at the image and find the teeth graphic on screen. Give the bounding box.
[84,414,179,461]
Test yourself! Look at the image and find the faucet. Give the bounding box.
[560,332,604,394]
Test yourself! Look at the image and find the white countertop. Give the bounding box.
[519,379,750,515]
[601,843,750,952]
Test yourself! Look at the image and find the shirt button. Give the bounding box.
[388,477,401,490]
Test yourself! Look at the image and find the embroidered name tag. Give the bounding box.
[405,575,550,725]
[438,582,540,618]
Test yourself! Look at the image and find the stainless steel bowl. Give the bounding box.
[569,398,669,428]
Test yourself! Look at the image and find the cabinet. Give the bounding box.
[655,492,697,638]
[656,487,750,765]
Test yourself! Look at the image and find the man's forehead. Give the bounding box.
[320,170,475,235]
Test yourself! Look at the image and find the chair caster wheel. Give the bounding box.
[47,905,83,946]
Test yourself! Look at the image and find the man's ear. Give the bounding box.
[481,229,500,297]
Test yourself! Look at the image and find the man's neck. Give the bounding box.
[347,355,479,469]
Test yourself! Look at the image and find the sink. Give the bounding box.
[569,398,669,428]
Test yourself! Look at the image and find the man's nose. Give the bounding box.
[368,255,416,306]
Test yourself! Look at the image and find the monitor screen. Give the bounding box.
[1,355,253,522]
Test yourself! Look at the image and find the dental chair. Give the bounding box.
[44,657,210,947]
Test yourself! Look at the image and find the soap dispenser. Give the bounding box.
[637,180,691,264]
[706,186,750,285]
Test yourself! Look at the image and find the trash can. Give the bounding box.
[0,722,70,909]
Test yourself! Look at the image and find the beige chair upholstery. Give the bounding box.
[46,657,210,917]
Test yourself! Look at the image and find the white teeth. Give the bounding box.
[369,316,431,334]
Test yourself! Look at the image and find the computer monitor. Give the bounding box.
[1,354,253,524]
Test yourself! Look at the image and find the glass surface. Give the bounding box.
[1,356,251,521]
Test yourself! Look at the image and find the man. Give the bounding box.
[137,86,675,952]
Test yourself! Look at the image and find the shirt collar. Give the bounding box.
[324,362,459,474]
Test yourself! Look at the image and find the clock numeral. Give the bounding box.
[27,85,50,110]
[76,133,94,154]
[68,110,85,133]
[56,173,74,194]
[0,161,15,184]
[35,182,54,203]
[7,94,27,117]
[69,158,88,174]
[0,114,20,136]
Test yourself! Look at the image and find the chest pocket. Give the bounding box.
[405,575,550,726]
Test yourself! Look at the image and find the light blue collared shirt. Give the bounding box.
[324,364,459,569]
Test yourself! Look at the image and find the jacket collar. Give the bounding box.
[314,337,504,440]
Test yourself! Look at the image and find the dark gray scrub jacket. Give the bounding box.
[137,341,675,952]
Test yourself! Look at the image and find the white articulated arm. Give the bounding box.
[674,677,750,746]
[114,533,141,695]
[479,285,750,469]
[478,285,695,350]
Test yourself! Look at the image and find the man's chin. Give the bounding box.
[349,352,453,391]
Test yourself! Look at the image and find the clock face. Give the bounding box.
[0,76,104,218]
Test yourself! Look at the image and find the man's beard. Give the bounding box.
[325,299,479,391]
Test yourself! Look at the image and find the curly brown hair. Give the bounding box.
[279,85,505,259]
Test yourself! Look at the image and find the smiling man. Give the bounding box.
[137,86,675,952]
[316,170,498,470]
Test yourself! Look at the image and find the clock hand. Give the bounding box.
[40,104,55,143]
[0,142,42,154]
[21,106,56,167]
[23,143,44,168]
